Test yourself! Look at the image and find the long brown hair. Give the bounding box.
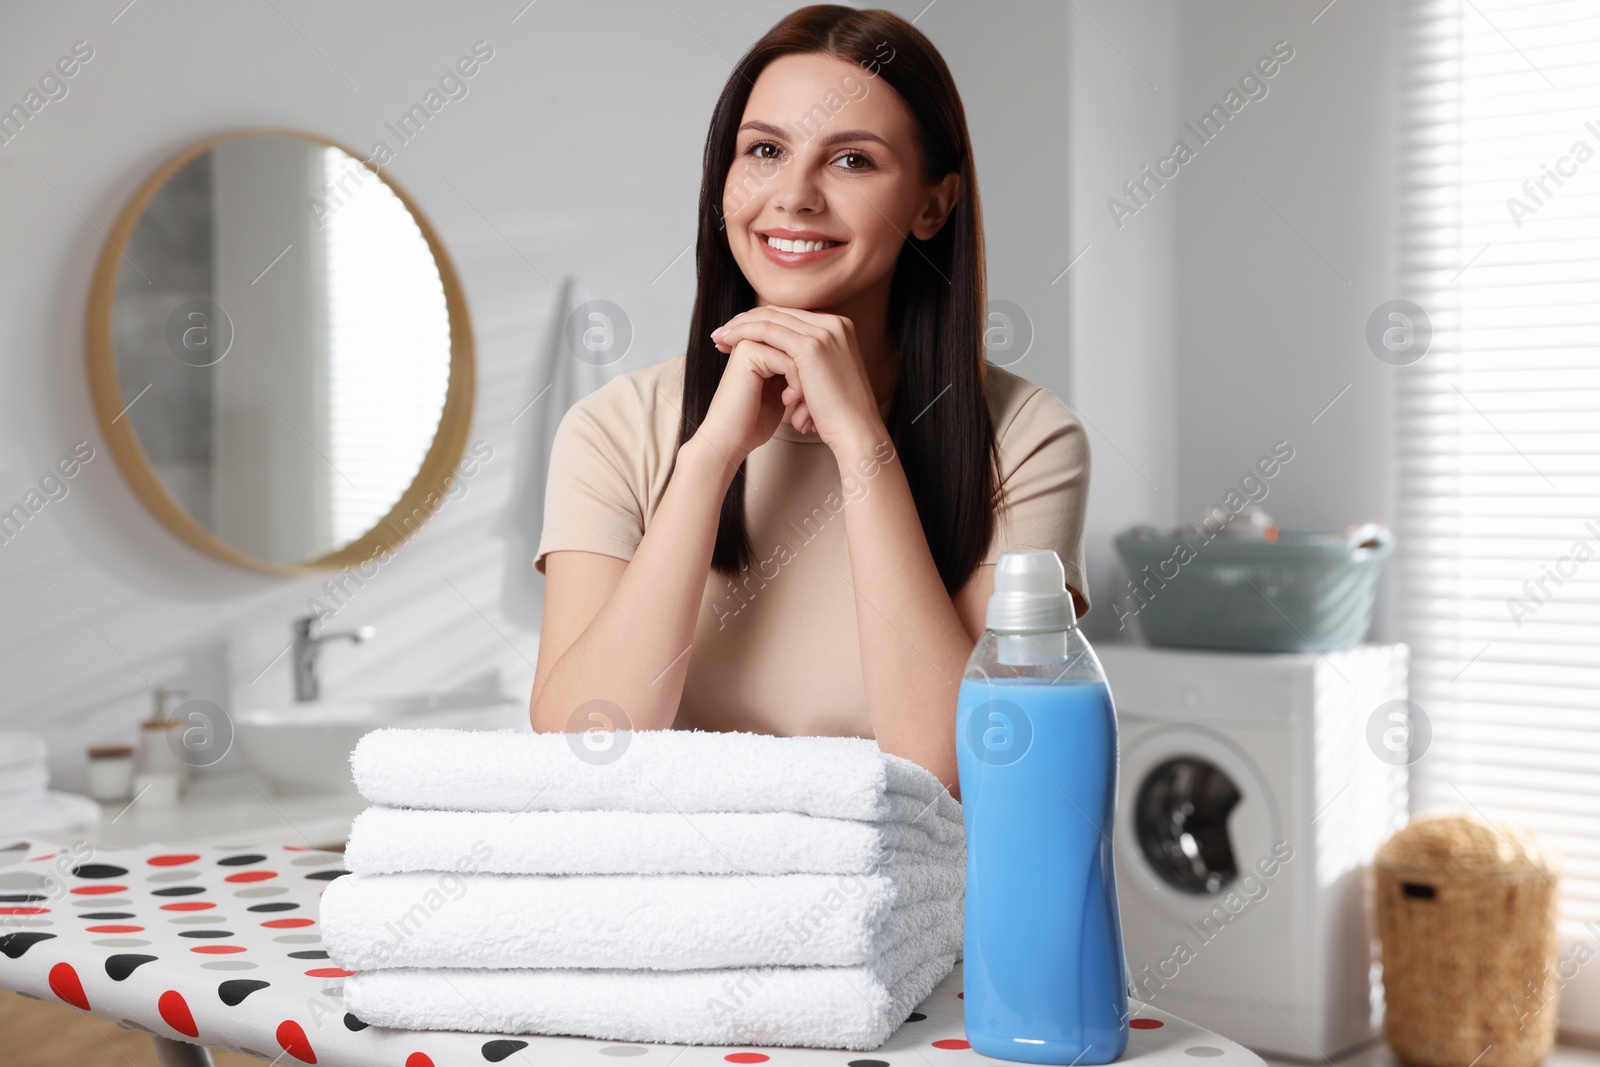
[680,4,999,596]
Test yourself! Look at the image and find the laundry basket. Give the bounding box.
[1373,812,1562,1067]
[1112,522,1392,651]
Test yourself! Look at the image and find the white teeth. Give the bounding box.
[764,235,839,253]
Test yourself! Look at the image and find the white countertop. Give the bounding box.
[72,771,364,851]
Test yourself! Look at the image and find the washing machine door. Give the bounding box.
[1116,723,1280,919]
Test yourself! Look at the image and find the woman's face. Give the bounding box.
[722,52,959,312]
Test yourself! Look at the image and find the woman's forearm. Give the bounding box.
[530,434,740,732]
[832,429,972,793]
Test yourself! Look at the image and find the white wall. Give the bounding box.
[1066,0,1182,645]
[1170,0,1399,643]
[0,0,1080,789]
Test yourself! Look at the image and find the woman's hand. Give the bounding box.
[694,334,800,463]
[710,307,887,453]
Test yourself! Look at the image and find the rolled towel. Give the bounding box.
[342,910,959,1049]
[0,790,101,835]
[322,858,963,971]
[0,763,49,798]
[344,805,962,877]
[0,732,48,772]
[349,727,959,825]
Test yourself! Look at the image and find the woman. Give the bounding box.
[529,4,1089,796]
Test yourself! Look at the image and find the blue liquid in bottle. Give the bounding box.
[956,551,1128,1064]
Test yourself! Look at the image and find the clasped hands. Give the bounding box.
[701,306,890,462]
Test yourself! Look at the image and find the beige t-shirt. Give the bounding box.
[534,352,1090,738]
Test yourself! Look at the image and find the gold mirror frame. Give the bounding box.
[86,127,475,577]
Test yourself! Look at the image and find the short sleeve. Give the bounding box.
[986,386,1092,616]
[533,387,648,575]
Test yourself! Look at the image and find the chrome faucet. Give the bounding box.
[291,615,376,702]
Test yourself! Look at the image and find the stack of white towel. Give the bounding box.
[322,727,965,1050]
[0,731,100,836]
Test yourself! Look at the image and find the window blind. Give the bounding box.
[1395,0,1600,947]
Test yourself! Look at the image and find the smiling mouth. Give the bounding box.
[761,234,843,252]
[757,233,847,267]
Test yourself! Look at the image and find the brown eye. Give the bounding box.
[835,151,873,171]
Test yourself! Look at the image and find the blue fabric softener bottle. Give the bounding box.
[955,549,1129,1064]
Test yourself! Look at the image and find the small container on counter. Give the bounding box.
[131,771,182,809]
[85,743,136,802]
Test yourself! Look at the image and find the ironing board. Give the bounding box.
[0,837,1267,1067]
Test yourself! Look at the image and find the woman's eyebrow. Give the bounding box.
[737,119,892,149]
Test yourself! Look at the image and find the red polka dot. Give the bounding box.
[725,1055,769,1063]
[29,853,58,863]
[158,990,199,1038]
[304,967,354,978]
[192,945,247,954]
[225,870,277,883]
[70,885,127,895]
[1130,1018,1164,1029]
[0,906,48,915]
[86,925,144,933]
[956,991,964,999]
[262,918,316,928]
[283,846,311,851]
[148,854,200,867]
[276,1020,317,1064]
[48,963,89,1010]
[161,902,216,911]
[932,1040,970,1050]
[405,1055,434,1067]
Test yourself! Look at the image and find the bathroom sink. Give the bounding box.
[235,691,528,795]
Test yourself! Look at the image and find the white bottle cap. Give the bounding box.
[986,549,1077,633]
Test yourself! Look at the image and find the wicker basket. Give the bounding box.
[1373,812,1562,1067]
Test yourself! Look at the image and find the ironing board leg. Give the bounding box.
[150,1034,215,1067]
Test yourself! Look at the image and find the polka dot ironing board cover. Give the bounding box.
[0,837,1264,1067]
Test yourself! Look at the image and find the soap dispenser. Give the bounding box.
[136,686,190,803]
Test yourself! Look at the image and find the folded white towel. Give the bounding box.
[0,732,48,772]
[349,727,959,826]
[0,764,48,798]
[344,804,963,877]
[342,911,959,1049]
[0,790,101,834]
[322,858,963,971]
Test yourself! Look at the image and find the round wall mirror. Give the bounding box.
[86,128,474,574]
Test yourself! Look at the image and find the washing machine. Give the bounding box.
[1097,643,1409,1061]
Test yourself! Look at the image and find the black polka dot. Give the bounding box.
[304,869,348,881]
[153,886,206,897]
[105,954,157,981]
[247,902,299,912]
[79,912,136,920]
[178,930,235,939]
[71,864,129,879]
[217,854,267,867]
[218,979,271,1006]
[343,1012,369,1031]
[0,932,56,959]
[0,893,46,902]
[482,1040,529,1062]
[849,1060,891,1067]
[287,950,329,959]
[905,1012,927,1022]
